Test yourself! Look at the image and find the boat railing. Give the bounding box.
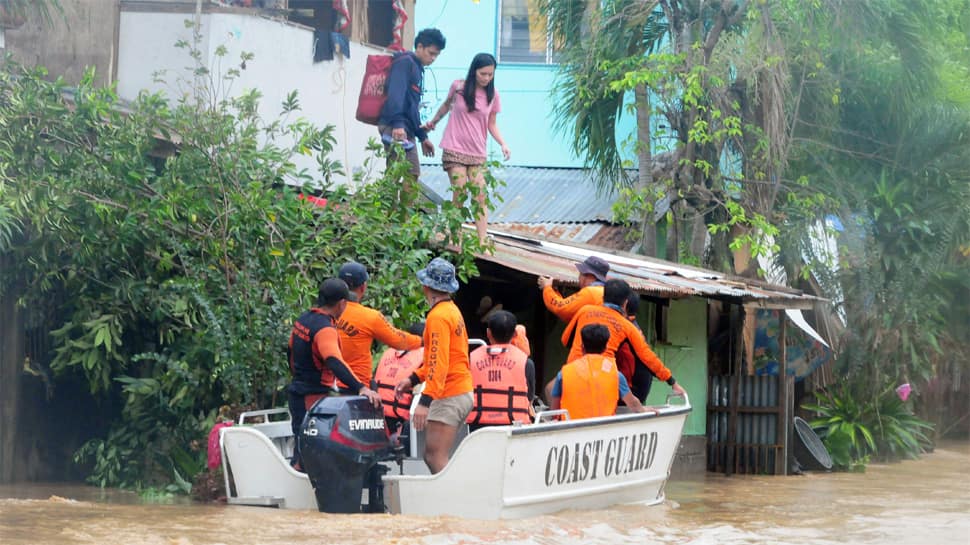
[236,407,295,459]
[534,409,570,423]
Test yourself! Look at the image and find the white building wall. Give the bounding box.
[118,11,385,188]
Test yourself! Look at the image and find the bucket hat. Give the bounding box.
[417,257,459,293]
[575,255,610,283]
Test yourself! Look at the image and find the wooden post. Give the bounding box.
[726,304,743,475]
[777,311,789,475]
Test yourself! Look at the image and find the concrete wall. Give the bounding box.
[117,9,391,187]
[1,0,119,86]
[413,0,638,169]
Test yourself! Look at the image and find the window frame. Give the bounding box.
[496,0,557,65]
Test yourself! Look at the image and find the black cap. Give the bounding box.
[575,256,610,282]
[318,278,350,306]
[338,261,369,289]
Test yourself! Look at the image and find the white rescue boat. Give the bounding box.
[219,394,690,519]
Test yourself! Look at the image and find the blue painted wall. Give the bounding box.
[415,1,637,168]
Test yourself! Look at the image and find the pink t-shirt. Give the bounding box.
[440,79,502,158]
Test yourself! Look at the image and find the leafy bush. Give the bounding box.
[805,380,933,471]
[0,45,488,488]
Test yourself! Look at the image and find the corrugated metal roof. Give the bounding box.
[491,222,638,252]
[421,166,619,223]
[480,231,822,309]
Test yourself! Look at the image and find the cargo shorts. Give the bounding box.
[427,392,473,427]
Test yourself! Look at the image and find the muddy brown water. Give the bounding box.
[1,442,968,545]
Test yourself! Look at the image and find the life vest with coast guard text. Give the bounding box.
[373,347,424,420]
[466,344,532,426]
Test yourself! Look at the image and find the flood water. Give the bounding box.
[1,441,968,545]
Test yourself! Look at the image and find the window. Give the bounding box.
[498,0,556,64]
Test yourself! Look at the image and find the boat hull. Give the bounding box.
[383,407,689,519]
[221,403,690,519]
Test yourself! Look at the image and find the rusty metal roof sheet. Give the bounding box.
[491,222,638,252]
[482,231,822,309]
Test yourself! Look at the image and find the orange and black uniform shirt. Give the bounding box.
[561,304,673,383]
[542,284,604,322]
[335,301,422,389]
[288,308,363,395]
[411,299,473,406]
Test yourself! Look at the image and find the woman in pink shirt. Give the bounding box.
[425,53,510,244]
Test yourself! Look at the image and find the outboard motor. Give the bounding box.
[300,396,392,513]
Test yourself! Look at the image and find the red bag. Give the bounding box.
[356,54,395,125]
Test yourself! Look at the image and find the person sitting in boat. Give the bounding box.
[394,257,474,474]
[334,261,423,393]
[372,321,425,454]
[537,255,609,323]
[287,278,382,467]
[548,324,649,419]
[615,291,657,403]
[466,310,535,431]
[559,278,686,398]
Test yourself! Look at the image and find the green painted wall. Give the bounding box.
[644,297,708,436]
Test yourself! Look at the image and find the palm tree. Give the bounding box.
[539,1,668,257]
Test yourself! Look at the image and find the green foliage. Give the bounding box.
[805,380,934,471]
[0,35,482,489]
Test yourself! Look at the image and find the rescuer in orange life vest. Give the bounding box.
[334,261,423,393]
[466,310,536,432]
[372,321,425,454]
[538,255,610,323]
[548,324,649,420]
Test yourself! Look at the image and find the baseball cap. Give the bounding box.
[318,278,350,306]
[575,256,610,283]
[338,261,369,289]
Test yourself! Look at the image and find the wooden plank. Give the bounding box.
[776,313,789,475]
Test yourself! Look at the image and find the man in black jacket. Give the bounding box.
[378,28,446,194]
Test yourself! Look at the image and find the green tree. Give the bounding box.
[0,39,485,487]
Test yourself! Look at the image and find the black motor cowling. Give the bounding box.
[299,396,392,513]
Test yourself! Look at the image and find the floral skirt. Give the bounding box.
[441,149,486,171]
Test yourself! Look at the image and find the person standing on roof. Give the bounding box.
[379,28,446,199]
[538,255,609,323]
[423,53,511,245]
[394,257,473,474]
[334,261,423,393]
[466,310,535,431]
[287,278,382,464]
[549,324,649,420]
[559,279,686,398]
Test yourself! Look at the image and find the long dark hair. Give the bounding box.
[462,53,497,112]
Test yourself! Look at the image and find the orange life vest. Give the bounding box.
[560,354,620,420]
[373,347,424,420]
[466,344,532,425]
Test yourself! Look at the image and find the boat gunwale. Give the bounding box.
[510,405,691,436]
